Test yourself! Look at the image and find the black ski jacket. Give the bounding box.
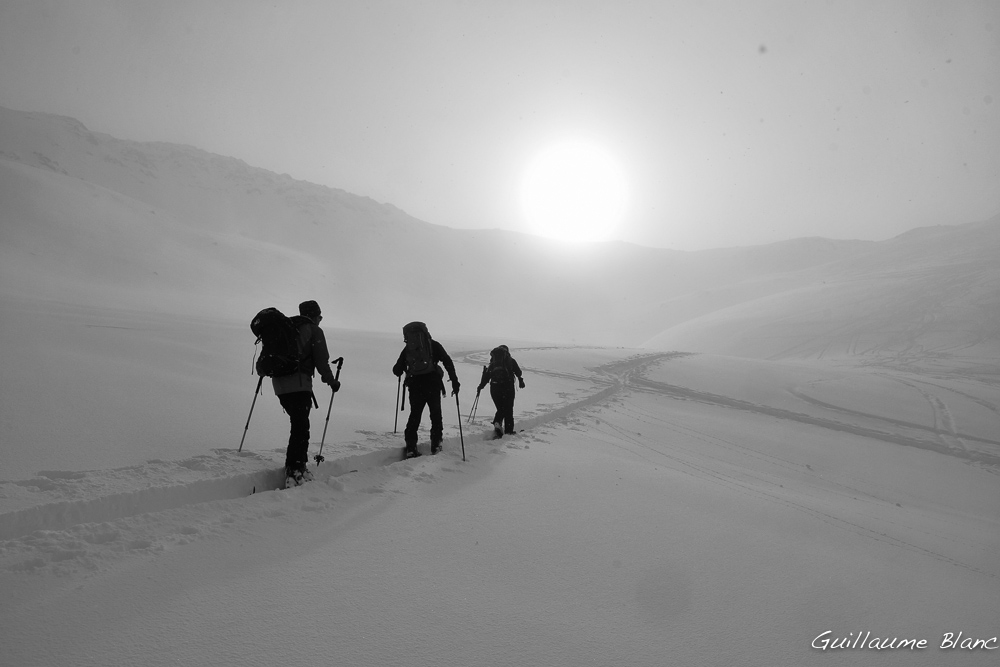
[392,339,459,391]
[477,356,522,392]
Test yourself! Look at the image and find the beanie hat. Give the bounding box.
[299,300,321,318]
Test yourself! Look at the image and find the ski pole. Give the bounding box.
[238,376,264,452]
[394,375,401,433]
[455,393,466,462]
[468,390,480,424]
[315,357,344,465]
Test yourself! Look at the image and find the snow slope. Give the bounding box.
[1,105,886,346]
[2,348,997,666]
[2,105,998,665]
[644,216,1000,369]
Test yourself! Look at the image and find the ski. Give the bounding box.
[486,427,520,440]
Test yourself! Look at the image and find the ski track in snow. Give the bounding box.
[1,347,998,667]
[0,350,671,576]
[583,399,994,579]
[630,374,1000,470]
[2,348,996,581]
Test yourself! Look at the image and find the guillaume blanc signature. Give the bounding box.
[812,631,997,651]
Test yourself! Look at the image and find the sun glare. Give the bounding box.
[520,140,628,243]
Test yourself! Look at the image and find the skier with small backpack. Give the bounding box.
[476,345,524,438]
[392,322,460,458]
[251,300,341,486]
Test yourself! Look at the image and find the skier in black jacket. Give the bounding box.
[392,322,460,457]
[272,300,341,485]
[476,345,524,437]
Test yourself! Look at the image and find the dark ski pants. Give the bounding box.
[278,391,313,470]
[490,383,516,434]
[404,383,443,450]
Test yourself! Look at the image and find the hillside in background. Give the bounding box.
[2,105,998,359]
[2,109,998,667]
[644,217,1000,377]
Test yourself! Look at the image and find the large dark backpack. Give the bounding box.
[250,307,308,377]
[488,346,513,384]
[402,321,435,376]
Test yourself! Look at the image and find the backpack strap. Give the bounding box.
[290,315,315,367]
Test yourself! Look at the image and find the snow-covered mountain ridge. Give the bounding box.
[6,105,997,352]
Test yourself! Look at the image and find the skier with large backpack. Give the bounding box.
[251,300,341,486]
[476,345,525,438]
[392,322,460,458]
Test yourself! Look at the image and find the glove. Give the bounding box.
[393,368,403,378]
[326,378,341,392]
[452,380,461,396]
[518,377,525,389]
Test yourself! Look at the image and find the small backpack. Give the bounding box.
[402,321,435,376]
[250,307,308,377]
[488,346,512,384]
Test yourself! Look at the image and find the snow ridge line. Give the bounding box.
[1,353,669,542]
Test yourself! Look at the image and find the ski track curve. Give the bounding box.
[0,350,674,574]
[574,387,997,580]
[629,374,1000,470]
[7,348,993,578]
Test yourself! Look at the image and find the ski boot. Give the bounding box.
[431,440,442,455]
[284,466,302,488]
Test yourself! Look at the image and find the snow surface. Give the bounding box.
[2,323,998,666]
[1,108,998,665]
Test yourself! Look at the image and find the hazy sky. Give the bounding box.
[1,0,998,250]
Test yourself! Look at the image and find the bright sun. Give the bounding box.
[520,140,628,243]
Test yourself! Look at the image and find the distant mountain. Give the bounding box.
[2,105,995,360]
[644,215,1000,374]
